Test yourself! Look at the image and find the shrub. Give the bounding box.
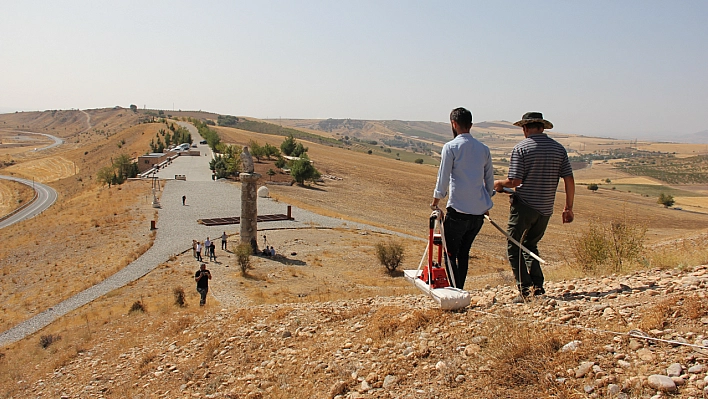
[414,158,424,164]
[658,192,675,207]
[587,183,598,192]
[39,334,61,349]
[129,299,147,314]
[573,218,646,273]
[173,287,187,307]
[235,243,252,276]
[375,240,405,273]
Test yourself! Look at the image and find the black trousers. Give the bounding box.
[443,207,485,290]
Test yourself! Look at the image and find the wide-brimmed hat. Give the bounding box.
[513,112,553,129]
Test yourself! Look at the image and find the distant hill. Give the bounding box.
[677,130,708,144]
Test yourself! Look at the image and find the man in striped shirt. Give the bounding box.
[431,107,495,290]
[494,112,575,302]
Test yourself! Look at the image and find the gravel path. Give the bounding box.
[0,125,418,346]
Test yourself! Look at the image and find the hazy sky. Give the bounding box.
[1,1,706,139]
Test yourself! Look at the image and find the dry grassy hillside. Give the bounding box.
[0,179,34,215]
[0,114,169,330]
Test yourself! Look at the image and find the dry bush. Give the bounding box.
[681,295,706,320]
[173,286,187,307]
[138,352,157,376]
[477,318,572,396]
[375,239,405,273]
[366,306,436,340]
[129,299,146,314]
[235,243,252,275]
[637,298,672,331]
[39,334,61,349]
[573,217,646,273]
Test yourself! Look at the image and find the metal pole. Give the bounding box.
[484,215,546,264]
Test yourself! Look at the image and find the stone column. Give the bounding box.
[239,147,260,253]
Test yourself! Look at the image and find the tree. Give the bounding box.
[248,140,265,161]
[414,158,424,164]
[274,156,286,170]
[263,143,280,159]
[267,168,276,180]
[290,155,320,185]
[658,193,675,208]
[97,166,114,188]
[280,134,296,156]
[129,104,138,113]
[587,183,599,192]
[367,150,373,155]
[291,142,308,157]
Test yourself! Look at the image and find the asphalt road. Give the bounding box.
[0,175,58,229]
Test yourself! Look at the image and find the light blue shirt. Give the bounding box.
[433,133,494,215]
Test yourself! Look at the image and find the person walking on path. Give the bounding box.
[221,232,228,250]
[430,107,494,290]
[209,241,217,261]
[182,195,186,206]
[194,263,211,306]
[196,241,203,262]
[494,112,575,302]
[204,237,212,257]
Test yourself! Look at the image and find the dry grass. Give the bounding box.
[0,179,34,215]
[365,306,437,341]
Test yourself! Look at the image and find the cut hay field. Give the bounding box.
[3,156,76,182]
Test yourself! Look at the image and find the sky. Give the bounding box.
[1,1,707,140]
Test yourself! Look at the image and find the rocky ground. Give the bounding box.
[14,264,707,399]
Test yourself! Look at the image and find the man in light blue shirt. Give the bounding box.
[430,107,494,289]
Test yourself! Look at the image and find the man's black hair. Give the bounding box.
[450,107,473,129]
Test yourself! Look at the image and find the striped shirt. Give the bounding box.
[508,134,573,216]
[433,133,494,215]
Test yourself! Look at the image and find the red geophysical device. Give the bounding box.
[404,209,471,310]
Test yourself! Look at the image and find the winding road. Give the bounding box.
[0,176,57,229]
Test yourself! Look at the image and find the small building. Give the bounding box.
[137,152,171,173]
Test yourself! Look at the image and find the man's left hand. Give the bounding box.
[562,208,574,224]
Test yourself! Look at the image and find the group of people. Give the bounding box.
[261,246,276,257]
[432,108,575,303]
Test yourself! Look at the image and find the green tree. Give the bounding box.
[414,158,424,164]
[291,142,308,157]
[248,140,265,161]
[263,143,280,159]
[587,183,599,192]
[658,193,675,208]
[129,104,138,113]
[274,156,286,170]
[290,155,320,185]
[267,168,276,180]
[280,134,296,156]
[97,166,114,187]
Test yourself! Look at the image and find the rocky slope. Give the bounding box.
[19,265,708,398]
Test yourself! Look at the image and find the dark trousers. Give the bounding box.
[197,287,208,306]
[443,207,485,290]
[506,201,551,294]
[197,251,202,261]
[221,240,227,250]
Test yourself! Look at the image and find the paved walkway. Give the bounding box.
[0,124,419,346]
